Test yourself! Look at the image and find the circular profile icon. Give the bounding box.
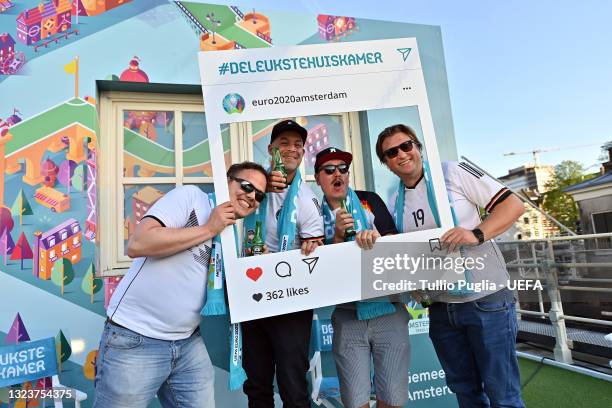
[222,93,245,114]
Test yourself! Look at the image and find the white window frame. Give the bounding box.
[99,92,243,277]
[99,93,366,277]
[242,112,366,190]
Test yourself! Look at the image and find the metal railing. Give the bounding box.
[498,233,612,364]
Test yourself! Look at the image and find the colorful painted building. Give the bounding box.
[16,0,72,45]
[317,14,356,41]
[305,123,329,167]
[0,32,15,66]
[32,218,82,279]
[132,185,164,223]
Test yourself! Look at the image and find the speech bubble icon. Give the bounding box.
[429,238,443,252]
[275,261,292,278]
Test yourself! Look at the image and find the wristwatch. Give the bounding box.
[471,228,485,245]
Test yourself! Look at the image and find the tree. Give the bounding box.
[542,160,596,232]
[83,349,98,380]
[72,162,87,192]
[10,232,33,269]
[82,262,102,303]
[0,206,14,237]
[0,228,15,265]
[10,189,33,225]
[56,330,72,372]
[51,258,75,296]
[5,313,30,344]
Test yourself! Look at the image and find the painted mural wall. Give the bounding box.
[0,1,457,407]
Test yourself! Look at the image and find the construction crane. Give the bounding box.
[503,143,601,166]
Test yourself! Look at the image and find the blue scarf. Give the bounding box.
[201,193,247,391]
[322,188,397,320]
[392,161,473,297]
[243,170,302,253]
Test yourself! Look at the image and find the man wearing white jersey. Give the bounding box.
[376,124,526,408]
[94,162,268,408]
[242,120,324,408]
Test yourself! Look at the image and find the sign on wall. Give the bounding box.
[0,337,58,387]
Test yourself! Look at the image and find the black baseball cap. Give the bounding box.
[270,119,308,143]
[314,147,353,172]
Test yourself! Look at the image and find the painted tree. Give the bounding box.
[72,162,87,192]
[10,189,33,225]
[5,313,30,344]
[56,330,72,372]
[82,262,102,303]
[83,349,98,380]
[51,258,75,296]
[58,159,77,195]
[0,228,15,265]
[10,232,33,270]
[0,206,14,237]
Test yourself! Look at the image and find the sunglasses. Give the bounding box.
[382,140,418,160]
[319,164,349,175]
[229,176,265,202]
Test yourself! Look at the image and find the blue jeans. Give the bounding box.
[428,300,525,408]
[93,322,215,408]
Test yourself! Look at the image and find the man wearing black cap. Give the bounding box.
[314,147,410,408]
[242,119,324,408]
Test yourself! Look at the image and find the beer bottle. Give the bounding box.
[419,291,433,308]
[340,199,356,239]
[272,147,287,190]
[251,221,265,256]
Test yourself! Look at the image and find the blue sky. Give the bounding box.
[202,0,612,177]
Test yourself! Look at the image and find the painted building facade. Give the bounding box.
[0,2,458,407]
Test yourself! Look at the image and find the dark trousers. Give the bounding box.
[242,309,313,408]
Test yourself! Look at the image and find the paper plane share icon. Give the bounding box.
[397,47,412,61]
[302,257,319,274]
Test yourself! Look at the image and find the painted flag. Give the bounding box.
[64,59,77,74]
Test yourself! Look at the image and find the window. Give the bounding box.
[99,93,226,276]
[248,113,365,203]
[49,250,55,259]
[61,243,68,253]
[72,224,79,234]
[99,93,366,276]
[48,238,55,247]
[60,230,68,240]
[73,236,80,246]
[592,211,612,249]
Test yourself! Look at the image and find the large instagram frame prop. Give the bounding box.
[199,38,454,323]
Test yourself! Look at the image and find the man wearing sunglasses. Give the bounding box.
[377,124,526,408]
[314,147,410,408]
[242,119,325,408]
[94,162,268,408]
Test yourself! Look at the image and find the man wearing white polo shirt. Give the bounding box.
[93,162,268,408]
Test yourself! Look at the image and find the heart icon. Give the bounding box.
[246,267,263,282]
[252,293,263,302]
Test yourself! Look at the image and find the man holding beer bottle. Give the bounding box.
[377,124,525,408]
[241,119,324,408]
[314,147,410,408]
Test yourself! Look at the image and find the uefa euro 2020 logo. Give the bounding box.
[222,93,245,114]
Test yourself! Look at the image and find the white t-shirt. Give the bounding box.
[264,181,324,252]
[107,185,213,340]
[389,161,512,302]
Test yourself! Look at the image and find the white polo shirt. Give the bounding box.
[107,185,213,340]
